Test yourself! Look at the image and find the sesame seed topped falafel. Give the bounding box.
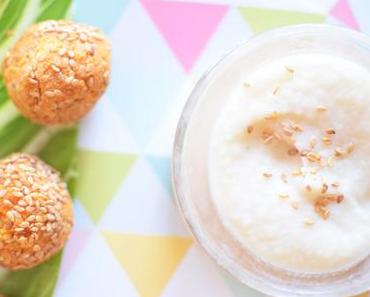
[2,20,111,125]
[0,153,73,270]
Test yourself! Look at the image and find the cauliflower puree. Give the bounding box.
[209,53,370,273]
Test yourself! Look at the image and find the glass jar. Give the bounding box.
[172,24,370,297]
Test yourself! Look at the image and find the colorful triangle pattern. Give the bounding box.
[55,0,370,296]
[238,7,325,33]
[330,0,359,30]
[76,150,137,223]
[103,232,192,297]
[140,0,228,72]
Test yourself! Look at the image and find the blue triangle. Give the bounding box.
[348,0,370,35]
[73,0,130,33]
[146,155,171,193]
[222,272,265,297]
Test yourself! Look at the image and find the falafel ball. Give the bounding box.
[2,20,111,125]
[0,153,73,270]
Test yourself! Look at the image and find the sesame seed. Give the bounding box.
[243,81,251,87]
[0,190,6,197]
[279,193,289,199]
[67,50,75,58]
[304,218,314,226]
[28,78,38,85]
[335,147,345,157]
[306,152,321,162]
[246,126,254,134]
[347,142,354,154]
[331,182,340,188]
[273,132,282,141]
[321,183,328,194]
[316,105,327,112]
[65,76,74,84]
[321,136,332,145]
[326,128,336,135]
[293,125,303,133]
[14,206,24,212]
[6,211,15,222]
[19,222,30,229]
[44,91,55,97]
[69,59,76,67]
[285,66,294,73]
[58,48,67,56]
[18,200,27,207]
[50,64,60,72]
[291,202,299,210]
[292,169,302,177]
[72,79,80,86]
[3,199,12,206]
[264,135,274,144]
[79,33,88,42]
[288,147,299,156]
[263,172,272,178]
[300,150,308,157]
[26,215,36,222]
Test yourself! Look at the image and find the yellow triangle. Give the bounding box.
[103,232,192,297]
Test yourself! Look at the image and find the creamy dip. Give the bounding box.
[209,53,370,273]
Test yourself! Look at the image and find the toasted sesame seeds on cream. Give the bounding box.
[209,53,370,273]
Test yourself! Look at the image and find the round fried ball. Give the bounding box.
[2,20,111,125]
[0,153,73,270]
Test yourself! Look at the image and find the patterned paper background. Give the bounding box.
[54,0,370,296]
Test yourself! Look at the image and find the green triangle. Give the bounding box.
[76,150,137,223]
[238,7,325,33]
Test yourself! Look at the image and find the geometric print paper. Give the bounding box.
[55,0,370,296]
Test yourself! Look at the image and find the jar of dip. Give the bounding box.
[173,24,370,297]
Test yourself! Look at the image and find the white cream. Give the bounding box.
[209,53,370,273]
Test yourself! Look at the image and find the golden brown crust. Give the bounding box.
[2,20,111,125]
[0,153,73,270]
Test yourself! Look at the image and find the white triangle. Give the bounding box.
[145,83,188,155]
[99,158,188,236]
[161,244,233,297]
[105,0,186,146]
[192,8,253,76]
[54,231,140,297]
[146,8,252,155]
[78,96,138,154]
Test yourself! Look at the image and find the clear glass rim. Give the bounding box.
[172,24,370,297]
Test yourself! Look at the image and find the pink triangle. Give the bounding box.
[331,0,359,30]
[140,0,228,72]
[58,229,92,283]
